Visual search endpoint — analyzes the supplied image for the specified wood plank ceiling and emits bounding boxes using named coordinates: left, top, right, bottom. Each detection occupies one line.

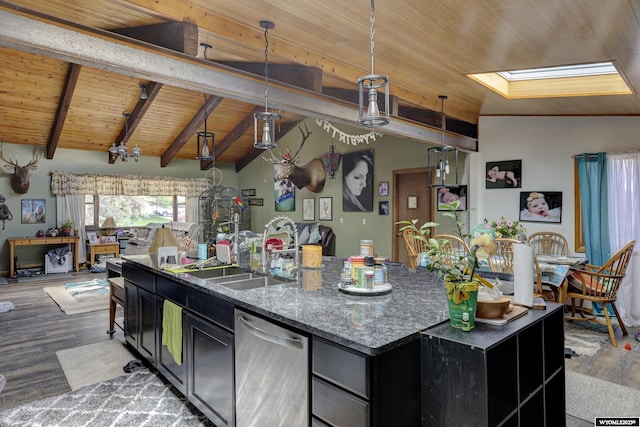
left=1, top=0, right=640, bottom=170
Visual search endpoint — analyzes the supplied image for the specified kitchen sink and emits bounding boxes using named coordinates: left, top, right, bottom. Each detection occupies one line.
left=185, top=266, right=246, bottom=279
left=217, top=276, right=283, bottom=291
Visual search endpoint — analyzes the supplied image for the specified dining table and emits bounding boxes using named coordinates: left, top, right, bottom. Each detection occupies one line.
left=535, top=254, right=588, bottom=303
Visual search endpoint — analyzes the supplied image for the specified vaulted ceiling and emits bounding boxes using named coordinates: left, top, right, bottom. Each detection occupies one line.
left=1, top=0, right=640, bottom=170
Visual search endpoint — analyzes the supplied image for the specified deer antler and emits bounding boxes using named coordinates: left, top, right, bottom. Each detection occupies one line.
left=0, top=143, right=18, bottom=167
left=290, top=123, right=312, bottom=162
left=24, top=146, right=41, bottom=169
left=261, top=148, right=284, bottom=164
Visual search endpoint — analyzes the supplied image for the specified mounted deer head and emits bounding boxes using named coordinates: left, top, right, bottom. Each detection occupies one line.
left=263, top=123, right=326, bottom=193
left=0, top=143, right=41, bottom=194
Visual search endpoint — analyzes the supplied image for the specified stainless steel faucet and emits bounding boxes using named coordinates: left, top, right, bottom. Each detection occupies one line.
left=218, top=212, right=240, bottom=264
left=262, top=215, right=299, bottom=274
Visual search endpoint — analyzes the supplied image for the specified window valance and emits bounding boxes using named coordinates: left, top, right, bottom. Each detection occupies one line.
left=50, top=171, right=209, bottom=197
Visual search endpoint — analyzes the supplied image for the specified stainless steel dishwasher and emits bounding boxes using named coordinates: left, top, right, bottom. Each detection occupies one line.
left=234, top=308, right=309, bottom=427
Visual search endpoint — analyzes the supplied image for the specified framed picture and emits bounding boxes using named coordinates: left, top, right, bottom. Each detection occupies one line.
left=379, top=201, right=389, bottom=215
left=342, top=149, right=374, bottom=212
left=436, top=185, right=468, bottom=211
left=21, top=199, right=46, bottom=224
left=303, top=198, right=315, bottom=221
left=378, top=181, right=389, bottom=196
left=248, top=198, right=263, bottom=206
left=486, top=159, right=522, bottom=189
left=319, top=197, right=333, bottom=221
left=407, top=196, right=417, bottom=209
left=87, top=232, right=98, bottom=243
left=275, top=179, right=295, bottom=212
left=241, top=188, right=256, bottom=196
left=519, top=191, right=562, bottom=223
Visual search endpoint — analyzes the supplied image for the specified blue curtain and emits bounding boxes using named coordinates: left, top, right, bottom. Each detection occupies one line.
left=577, top=153, right=611, bottom=264
left=576, top=152, right=611, bottom=315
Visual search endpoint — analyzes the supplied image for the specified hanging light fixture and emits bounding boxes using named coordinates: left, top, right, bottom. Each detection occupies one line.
left=254, top=20, right=280, bottom=149
left=428, top=95, right=459, bottom=187
left=357, top=0, right=390, bottom=127
left=196, top=95, right=215, bottom=161
left=109, top=112, right=142, bottom=163
left=321, top=136, right=342, bottom=179
left=139, top=83, right=148, bottom=100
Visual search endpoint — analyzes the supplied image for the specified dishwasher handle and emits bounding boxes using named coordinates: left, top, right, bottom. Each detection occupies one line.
left=236, top=314, right=304, bottom=350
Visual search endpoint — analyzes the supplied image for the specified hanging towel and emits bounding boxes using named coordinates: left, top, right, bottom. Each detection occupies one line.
left=162, top=299, right=183, bottom=366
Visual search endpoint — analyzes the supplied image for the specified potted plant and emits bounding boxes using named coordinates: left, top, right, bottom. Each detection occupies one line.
left=398, top=201, right=497, bottom=329
left=61, top=219, right=74, bottom=237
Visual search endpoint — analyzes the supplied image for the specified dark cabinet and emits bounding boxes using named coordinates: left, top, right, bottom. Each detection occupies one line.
left=123, top=263, right=157, bottom=364
left=186, top=312, right=234, bottom=427
left=422, top=305, right=565, bottom=427
left=155, top=297, right=187, bottom=394
left=311, top=336, right=421, bottom=427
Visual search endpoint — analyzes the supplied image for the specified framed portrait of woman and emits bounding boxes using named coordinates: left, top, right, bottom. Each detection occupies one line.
left=319, top=197, right=332, bottom=221
left=342, top=149, right=374, bottom=212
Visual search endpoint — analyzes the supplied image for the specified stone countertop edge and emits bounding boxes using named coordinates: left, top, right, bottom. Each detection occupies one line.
left=122, top=254, right=450, bottom=356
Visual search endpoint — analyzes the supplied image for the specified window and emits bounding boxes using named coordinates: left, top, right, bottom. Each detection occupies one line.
left=84, top=195, right=185, bottom=227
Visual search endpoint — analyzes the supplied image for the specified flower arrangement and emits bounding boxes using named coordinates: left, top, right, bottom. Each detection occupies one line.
left=398, top=201, right=497, bottom=289
left=490, top=217, right=527, bottom=239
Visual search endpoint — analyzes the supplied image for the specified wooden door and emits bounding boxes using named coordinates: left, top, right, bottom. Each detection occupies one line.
left=392, top=168, right=434, bottom=266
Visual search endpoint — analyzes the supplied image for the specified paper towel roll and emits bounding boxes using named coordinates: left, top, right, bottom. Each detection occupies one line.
left=513, top=243, right=534, bottom=307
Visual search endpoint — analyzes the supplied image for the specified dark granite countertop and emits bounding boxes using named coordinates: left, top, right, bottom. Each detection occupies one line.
left=122, top=254, right=450, bottom=356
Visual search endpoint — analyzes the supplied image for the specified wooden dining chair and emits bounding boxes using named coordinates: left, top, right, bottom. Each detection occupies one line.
left=526, top=232, right=569, bottom=256
left=565, top=240, right=636, bottom=347
left=431, top=234, right=472, bottom=269
left=487, top=238, right=520, bottom=273
left=533, top=255, right=560, bottom=302
left=402, top=228, right=427, bottom=269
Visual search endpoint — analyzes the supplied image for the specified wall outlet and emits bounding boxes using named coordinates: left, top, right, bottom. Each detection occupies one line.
left=340, top=217, right=344, bottom=224
left=362, top=218, right=366, bottom=225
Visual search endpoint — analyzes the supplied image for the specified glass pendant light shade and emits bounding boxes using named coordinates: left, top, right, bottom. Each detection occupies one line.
left=196, top=93, right=216, bottom=161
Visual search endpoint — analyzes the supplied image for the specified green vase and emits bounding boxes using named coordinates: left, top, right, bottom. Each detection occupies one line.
left=445, top=281, right=479, bottom=329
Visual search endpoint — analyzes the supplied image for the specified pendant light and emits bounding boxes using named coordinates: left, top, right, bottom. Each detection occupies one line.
left=254, top=20, right=280, bottom=149
left=109, top=112, right=141, bottom=163
left=321, top=137, right=342, bottom=179
left=428, top=95, right=459, bottom=187
left=357, top=0, right=390, bottom=127
left=196, top=94, right=215, bottom=161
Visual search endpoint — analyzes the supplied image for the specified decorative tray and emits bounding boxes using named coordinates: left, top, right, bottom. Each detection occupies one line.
left=475, top=305, right=528, bottom=326
left=338, top=282, right=392, bottom=296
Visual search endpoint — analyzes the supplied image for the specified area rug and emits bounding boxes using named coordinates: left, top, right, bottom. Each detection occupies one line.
left=16, top=273, right=73, bottom=284
left=44, top=279, right=109, bottom=315
left=566, top=371, right=640, bottom=422
left=0, top=369, right=214, bottom=427
left=564, top=321, right=609, bottom=356
left=56, top=340, right=135, bottom=390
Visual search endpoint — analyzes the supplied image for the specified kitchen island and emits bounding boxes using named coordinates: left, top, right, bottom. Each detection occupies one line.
left=121, top=254, right=564, bottom=426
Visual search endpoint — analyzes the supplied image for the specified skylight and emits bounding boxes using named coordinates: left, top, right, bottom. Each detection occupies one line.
left=468, top=61, right=632, bottom=99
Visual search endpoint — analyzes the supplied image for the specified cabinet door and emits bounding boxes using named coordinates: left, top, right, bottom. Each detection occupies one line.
left=123, top=281, right=138, bottom=349
left=138, top=287, right=156, bottom=364
left=156, top=297, right=187, bottom=394
left=186, top=313, right=234, bottom=427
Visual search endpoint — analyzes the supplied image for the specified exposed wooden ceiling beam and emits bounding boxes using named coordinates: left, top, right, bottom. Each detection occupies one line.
left=111, top=21, right=198, bottom=57
left=47, top=63, right=81, bottom=159
left=217, top=62, right=323, bottom=92
left=161, top=94, right=223, bottom=167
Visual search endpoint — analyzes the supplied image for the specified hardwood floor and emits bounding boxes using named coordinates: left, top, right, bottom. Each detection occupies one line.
left=0, top=271, right=638, bottom=426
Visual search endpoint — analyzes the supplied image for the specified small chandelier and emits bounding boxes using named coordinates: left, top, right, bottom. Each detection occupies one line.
left=196, top=95, right=215, bottom=161
left=321, top=138, right=342, bottom=179
left=357, top=0, right=390, bottom=127
left=428, top=95, right=459, bottom=187
left=254, top=20, right=280, bottom=149
left=109, top=112, right=141, bottom=163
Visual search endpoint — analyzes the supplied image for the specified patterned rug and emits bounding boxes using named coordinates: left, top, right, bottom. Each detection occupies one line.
left=564, top=321, right=610, bottom=356
left=0, top=369, right=214, bottom=427
left=43, top=279, right=109, bottom=315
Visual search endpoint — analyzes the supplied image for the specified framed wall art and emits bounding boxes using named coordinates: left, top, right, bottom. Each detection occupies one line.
left=303, top=198, right=315, bottom=221
left=407, top=196, right=417, bottom=209
left=379, top=201, right=389, bottom=215
left=436, top=186, right=467, bottom=211
left=319, top=197, right=333, bottom=221
left=378, top=181, right=389, bottom=196
left=342, top=149, right=373, bottom=212
left=485, top=159, right=522, bottom=189
left=275, top=179, right=295, bottom=212
left=21, top=199, right=46, bottom=224
left=248, top=198, right=263, bottom=206
left=519, top=191, right=562, bottom=223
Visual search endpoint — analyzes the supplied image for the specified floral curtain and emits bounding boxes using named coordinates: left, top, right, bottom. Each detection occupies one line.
left=50, top=171, right=209, bottom=197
